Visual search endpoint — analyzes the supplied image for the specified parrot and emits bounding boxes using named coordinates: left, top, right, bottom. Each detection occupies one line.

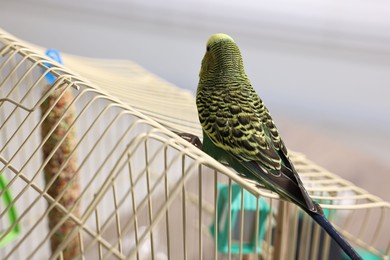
left=194, top=33, right=362, bottom=260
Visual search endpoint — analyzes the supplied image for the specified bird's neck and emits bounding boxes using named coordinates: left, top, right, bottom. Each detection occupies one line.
left=200, top=71, right=248, bottom=86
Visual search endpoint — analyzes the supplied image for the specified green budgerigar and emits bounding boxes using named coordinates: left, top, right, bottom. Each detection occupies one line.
left=195, top=33, right=361, bottom=259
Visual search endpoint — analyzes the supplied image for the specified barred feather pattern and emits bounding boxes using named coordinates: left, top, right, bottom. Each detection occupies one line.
left=195, top=34, right=362, bottom=260
left=196, top=34, right=287, bottom=175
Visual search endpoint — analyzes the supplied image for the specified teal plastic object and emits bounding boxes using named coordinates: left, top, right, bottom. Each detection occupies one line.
left=209, top=183, right=270, bottom=254
left=0, top=174, right=20, bottom=247
left=343, top=249, right=383, bottom=260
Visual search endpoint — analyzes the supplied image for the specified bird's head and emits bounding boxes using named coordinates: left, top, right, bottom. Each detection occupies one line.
left=199, top=33, right=245, bottom=80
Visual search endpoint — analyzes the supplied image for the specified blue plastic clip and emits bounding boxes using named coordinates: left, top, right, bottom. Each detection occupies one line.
left=44, top=49, right=63, bottom=85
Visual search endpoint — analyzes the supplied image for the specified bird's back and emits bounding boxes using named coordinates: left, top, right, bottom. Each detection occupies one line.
left=197, top=78, right=320, bottom=213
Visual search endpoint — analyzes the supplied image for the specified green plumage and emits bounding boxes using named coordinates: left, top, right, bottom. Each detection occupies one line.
left=196, top=33, right=316, bottom=213
left=196, top=33, right=361, bottom=259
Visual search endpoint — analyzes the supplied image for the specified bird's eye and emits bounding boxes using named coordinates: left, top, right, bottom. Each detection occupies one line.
left=206, top=46, right=210, bottom=52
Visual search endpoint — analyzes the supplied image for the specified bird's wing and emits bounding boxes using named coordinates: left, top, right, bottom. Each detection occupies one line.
left=203, top=85, right=317, bottom=212
left=202, top=85, right=282, bottom=170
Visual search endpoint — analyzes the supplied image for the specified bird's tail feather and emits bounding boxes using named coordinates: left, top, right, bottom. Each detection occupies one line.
left=308, top=211, right=362, bottom=260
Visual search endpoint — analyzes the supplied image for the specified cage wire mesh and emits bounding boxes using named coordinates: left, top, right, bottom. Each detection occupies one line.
left=0, top=28, right=389, bottom=260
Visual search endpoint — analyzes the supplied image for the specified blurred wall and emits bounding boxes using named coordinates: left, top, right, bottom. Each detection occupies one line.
left=1, top=0, right=389, bottom=176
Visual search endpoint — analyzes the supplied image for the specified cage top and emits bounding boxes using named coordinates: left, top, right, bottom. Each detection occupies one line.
left=0, top=27, right=389, bottom=210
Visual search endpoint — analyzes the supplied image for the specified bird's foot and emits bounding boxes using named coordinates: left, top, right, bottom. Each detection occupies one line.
left=174, top=132, right=203, bottom=150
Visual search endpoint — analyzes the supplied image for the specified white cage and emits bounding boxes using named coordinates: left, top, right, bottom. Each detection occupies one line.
left=0, top=28, right=389, bottom=260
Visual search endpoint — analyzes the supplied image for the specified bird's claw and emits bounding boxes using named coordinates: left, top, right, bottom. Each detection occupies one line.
left=174, top=132, right=203, bottom=150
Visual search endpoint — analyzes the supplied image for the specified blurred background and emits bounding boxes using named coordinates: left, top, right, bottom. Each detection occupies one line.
left=1, top=0, right=389, bottom=200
